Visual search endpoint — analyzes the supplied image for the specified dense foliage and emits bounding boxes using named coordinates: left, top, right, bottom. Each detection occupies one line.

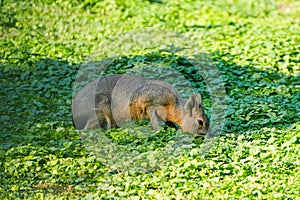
left=0, top=0, right=299, bottom=199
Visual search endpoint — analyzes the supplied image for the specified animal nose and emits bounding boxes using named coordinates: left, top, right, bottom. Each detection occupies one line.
left=197, top=129, right=207, bottom=135
left=198, top=126, right=210, bottom=135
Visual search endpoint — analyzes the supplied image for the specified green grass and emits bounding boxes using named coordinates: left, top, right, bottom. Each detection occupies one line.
left=0, top=0, right=299, bottom=199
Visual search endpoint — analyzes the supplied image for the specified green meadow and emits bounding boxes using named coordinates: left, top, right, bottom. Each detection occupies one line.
left=0, top=0, right=299, bottom=199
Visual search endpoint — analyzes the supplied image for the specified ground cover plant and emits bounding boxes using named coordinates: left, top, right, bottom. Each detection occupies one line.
left=0, top=0, right=299, bottom=199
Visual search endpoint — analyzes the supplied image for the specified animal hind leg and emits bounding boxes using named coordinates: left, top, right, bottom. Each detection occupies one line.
left=84, top=115, right=101, bottom=129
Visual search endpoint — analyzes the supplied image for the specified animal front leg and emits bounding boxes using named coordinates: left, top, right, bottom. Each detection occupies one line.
left=149, top=106, right=159, bottom=130
left=149, top=106, right=167, bottom=130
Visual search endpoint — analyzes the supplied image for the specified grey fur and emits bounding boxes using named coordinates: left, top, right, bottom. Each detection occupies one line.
left=72, top=74, right=209, bottom=134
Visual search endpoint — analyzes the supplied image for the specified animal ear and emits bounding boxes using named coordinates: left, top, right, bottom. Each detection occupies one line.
left=184, top=94, right=196, bottom=116
left=195, top=93, right=202, bottom=107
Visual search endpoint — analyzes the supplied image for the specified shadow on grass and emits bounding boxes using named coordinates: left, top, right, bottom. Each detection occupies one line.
left=0, top=49, right=298, bottom=197
left=0, top=50, right=298, bottom=148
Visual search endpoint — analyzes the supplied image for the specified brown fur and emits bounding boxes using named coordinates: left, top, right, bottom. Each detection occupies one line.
left=72, top=74, right=209, bottom=135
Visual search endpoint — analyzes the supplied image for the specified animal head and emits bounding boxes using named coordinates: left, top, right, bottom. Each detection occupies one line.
left=181, top=93, right=209, bottom=135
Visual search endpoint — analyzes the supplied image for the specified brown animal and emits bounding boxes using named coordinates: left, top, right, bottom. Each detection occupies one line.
left=72, top=74, right=209, bottom=134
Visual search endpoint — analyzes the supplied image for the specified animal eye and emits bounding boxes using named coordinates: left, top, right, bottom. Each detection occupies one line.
left=197, top=120, right=203, bottom=126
